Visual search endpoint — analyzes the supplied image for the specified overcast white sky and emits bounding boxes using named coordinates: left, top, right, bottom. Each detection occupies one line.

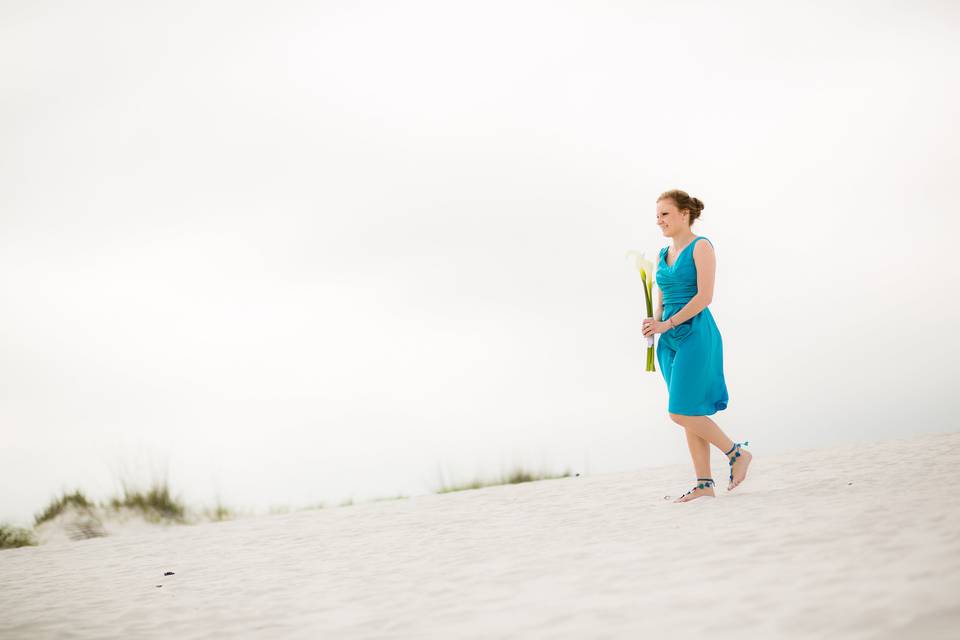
left=2, top=0, right=959, bottom=526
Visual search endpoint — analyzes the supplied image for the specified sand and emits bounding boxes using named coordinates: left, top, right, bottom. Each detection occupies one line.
left=2, top=430, right=959, bottom=639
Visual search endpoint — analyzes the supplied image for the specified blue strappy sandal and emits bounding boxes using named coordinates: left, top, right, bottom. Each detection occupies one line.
left=677, top=477, right=715, bottom=501
left=725, top=440, right=750, bottom=484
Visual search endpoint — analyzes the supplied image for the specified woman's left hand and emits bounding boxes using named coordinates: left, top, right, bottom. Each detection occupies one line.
left=642, top=318, right=668, bottom=337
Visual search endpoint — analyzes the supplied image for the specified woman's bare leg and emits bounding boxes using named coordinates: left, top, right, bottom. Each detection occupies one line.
left=672, top=428, right=715, bottom=502
left=670, top=413, right=734, bottom=451
left=669, top=413, right=753, bottom=492
left=684, top=428, right=711, bottom=478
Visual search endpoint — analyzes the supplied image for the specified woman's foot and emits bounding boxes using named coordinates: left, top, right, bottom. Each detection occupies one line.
left=674, top=478, right=716, bottom=503
left=726, top=441, right=753, bottom=491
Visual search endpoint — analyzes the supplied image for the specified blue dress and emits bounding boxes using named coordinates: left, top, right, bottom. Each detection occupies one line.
left=656, top=236, right=729, bottom=416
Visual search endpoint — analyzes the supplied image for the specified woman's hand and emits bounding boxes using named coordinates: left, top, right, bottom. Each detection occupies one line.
left=642, top=318, right=668, bottom=337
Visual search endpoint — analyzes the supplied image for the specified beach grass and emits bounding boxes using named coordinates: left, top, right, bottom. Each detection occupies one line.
left=0, top=524, right=37, bottom=549
left=435, top=465, right=575, bottom=494
left=34, top=489, right=94, bottom=527
left=107, top=481, right=187, bottom=523
left=200, top=498, right=234, bottom=522
left=4, top=463, right=572, bottom=550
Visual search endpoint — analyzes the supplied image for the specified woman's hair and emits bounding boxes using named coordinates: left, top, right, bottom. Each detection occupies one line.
left=657, top=189, right=704, bottom=226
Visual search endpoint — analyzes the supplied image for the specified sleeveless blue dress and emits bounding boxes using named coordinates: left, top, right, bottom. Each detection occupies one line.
left=656, top=236, right=729, bottom=416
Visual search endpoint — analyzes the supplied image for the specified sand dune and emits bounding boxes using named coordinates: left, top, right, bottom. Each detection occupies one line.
left=2, top=431, right=959, bottom=639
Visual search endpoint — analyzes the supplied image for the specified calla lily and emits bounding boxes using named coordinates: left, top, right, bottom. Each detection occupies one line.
left=625, top=250, right=657, bottom=372
left=627, top=251, right=655, bottom=287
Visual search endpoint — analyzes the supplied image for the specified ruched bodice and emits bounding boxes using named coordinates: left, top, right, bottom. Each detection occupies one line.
left=657, top=237, right=707, bottom=305
left=654, top=235, right=728, bottom=416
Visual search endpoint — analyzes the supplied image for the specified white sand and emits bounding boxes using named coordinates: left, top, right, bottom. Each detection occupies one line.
left=2, top=431, right=959, bottom=639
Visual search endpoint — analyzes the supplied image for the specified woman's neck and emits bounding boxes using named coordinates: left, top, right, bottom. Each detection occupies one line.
left=672, top=232, right=697, bottom=249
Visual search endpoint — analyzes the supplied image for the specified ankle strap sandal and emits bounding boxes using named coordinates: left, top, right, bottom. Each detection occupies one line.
left=679, top=477, right=715, bottom=499
left=725, top=440, right=750, bottom=482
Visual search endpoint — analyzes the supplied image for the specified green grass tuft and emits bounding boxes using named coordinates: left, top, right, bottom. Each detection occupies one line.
left=108, top=481, right=187, bottom=523
left=202, top=498, right=234, bottom=522
left=34, top=489, right=94, bottom=527
left=0, top=524, right=37, bottom=549
left=436, top=465, right=574, bottom=494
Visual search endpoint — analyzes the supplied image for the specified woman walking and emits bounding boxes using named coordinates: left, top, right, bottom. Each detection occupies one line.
left=641, top=190, right=752, bottom=502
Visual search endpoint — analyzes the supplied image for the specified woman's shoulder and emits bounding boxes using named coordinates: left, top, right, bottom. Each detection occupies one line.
left=694, top=236, right=714, bottom=248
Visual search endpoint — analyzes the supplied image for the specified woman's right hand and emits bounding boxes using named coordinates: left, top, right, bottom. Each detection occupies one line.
left=641, top=317, right=668, bottom=337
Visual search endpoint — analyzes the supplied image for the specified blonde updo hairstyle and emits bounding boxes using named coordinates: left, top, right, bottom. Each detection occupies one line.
left=657, top=189, right=704, bottom=227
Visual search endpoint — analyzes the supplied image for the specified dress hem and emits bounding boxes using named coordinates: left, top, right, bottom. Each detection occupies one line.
left=667, top=401, right=728, bottom=416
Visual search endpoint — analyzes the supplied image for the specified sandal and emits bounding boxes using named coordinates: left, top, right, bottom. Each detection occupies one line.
left=676, top=477, right=715, bottom=501
left=725, top=440, right=750, bottom=484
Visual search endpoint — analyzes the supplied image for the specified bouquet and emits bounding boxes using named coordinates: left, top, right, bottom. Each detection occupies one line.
left=626, top=251, right=656, bottom=372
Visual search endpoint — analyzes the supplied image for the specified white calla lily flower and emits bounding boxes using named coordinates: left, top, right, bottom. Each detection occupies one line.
left=626, top=250, right=658, bottom=371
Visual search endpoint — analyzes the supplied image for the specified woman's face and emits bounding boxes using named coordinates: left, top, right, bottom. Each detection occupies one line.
left=656, top=199, right=689, bottom=237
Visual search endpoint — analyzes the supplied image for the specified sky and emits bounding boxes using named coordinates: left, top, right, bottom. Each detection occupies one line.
left=2, top=0, right=959, bottom=526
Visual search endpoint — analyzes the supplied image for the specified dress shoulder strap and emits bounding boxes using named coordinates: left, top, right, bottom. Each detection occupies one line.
left=693, top=236, right=713, bottom=248
left=678, top=236, right=711, bottom=265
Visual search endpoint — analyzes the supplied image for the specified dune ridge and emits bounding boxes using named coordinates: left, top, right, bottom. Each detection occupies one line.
left=2, top=430, right=958, bottom=639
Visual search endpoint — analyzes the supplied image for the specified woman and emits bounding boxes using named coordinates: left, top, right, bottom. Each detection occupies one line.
left=641, top=190, right=753, bottom=502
